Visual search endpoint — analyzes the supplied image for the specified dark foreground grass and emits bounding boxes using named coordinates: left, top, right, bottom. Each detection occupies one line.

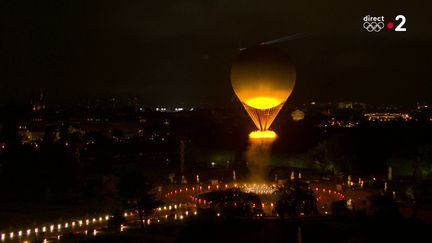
left=74, top=215, right=429, bottom=243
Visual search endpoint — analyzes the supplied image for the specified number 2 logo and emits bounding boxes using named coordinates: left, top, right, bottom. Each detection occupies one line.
left=395, top=15, right=406, bottom=32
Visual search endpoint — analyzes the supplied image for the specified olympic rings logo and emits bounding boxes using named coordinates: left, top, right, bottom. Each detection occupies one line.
left=363, top=21, right=385, bottom=32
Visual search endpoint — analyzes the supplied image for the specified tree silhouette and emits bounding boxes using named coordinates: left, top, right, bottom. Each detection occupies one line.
left=274, top=181, right=318, bottom=219
left=371, top=194, right=399, bottom=218
left=119, top=172, right=162, bottom=229
left=199, top=188, right=262, bottom=217
left=108, top=208, right=126, bottom=230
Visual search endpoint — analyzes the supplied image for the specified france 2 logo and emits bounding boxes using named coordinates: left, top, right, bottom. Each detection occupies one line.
left=363, top=15, right=406, bottom=32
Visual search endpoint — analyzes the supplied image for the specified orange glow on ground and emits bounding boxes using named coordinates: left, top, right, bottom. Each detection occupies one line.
left=249, top=130, right=277, bottom=139
left=245, top=96, right=282, bottom=109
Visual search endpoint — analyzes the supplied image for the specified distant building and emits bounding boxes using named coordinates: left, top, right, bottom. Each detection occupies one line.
left=338, top=101, right=353, bottom=109
left=31, top=89, right=46, bottom=112
left=364, top=112, right=411, bottom=122
left=338, top=101, right=367, bottom=110
left=291, top=109, right=305, bottom=121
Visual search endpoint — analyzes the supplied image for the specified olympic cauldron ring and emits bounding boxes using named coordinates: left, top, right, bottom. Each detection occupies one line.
left=363, top=22, right=385, bottom=32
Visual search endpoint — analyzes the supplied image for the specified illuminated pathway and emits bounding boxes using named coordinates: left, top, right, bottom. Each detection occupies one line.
left=1, top=182, right=351, bottom=242
left=0, top=215, right=111, bottom=242
left=0, top=202, right=194, bottom=243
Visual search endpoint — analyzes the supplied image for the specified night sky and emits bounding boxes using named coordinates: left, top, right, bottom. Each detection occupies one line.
left=1, top=1, right=431, bottom=106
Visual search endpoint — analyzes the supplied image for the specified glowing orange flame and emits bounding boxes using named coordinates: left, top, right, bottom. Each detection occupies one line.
left=249, top=130, right=277, bottom=139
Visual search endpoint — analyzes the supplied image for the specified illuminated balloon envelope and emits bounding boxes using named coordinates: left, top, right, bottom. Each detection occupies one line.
left=231, top=45, right=296, bottom=137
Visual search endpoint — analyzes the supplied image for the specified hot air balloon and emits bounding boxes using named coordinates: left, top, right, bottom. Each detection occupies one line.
left=231, top=45, right=296, bottom=139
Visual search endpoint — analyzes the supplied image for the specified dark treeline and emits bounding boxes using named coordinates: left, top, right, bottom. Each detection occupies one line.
left=1, top=106, right=432, bottom=205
